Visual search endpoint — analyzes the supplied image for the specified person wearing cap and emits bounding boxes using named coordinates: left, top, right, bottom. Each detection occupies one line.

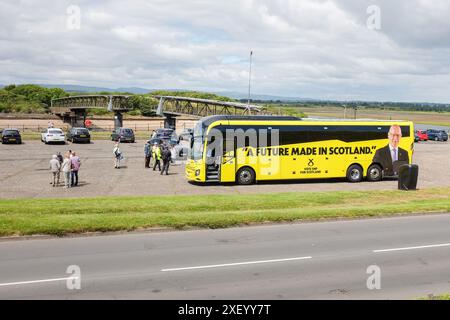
left=152, top=142, right=162, bottom=171
left=49, top=154, right=61, bottom=187
left=144, top=140, right=152, bottom=168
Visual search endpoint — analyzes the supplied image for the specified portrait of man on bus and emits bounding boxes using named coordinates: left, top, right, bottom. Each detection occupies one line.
left=372, top=124, right=409, bottom=177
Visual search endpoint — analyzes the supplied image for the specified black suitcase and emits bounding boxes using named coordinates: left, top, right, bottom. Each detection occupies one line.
left=398, top=164, right=419, bottom=191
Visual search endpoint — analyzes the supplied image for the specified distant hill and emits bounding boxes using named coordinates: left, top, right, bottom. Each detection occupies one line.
left=1, top=83, right=314, bottom=102
left=213, top=91, right=314, bottom=102
left=36, top=84, right=152, bottom=94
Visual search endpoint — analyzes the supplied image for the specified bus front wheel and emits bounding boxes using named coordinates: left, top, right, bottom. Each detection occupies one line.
left=367, top=164, right=382, bottom=182
left=346, top=164, right=363, bottom=183
left=236, top=167, right=256, bottom=185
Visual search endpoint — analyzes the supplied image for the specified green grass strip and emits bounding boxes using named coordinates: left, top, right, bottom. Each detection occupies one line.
left=1, top=188, right=450, bottom=237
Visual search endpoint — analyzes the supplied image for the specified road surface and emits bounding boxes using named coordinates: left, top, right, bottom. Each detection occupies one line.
left=1, top=140, right=450, bottom=199
left=1, top=214, right=450, bottom=299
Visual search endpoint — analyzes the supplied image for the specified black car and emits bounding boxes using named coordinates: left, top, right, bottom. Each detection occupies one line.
left=111, top=127, right=135, bottom=143
left=151, top=128, right=178, bottom=142
left=426, top=129, right=448, bottom=142
left=179, top=128, right=193, bottom=141
left=1, top=128, right=22, bottom=144
left=67, top=127, right=91, bottom=143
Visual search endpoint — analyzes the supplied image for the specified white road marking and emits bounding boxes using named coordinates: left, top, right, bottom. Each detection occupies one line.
left=0, top=277, right=78, bottom=287
left=161, top=256, right=312, bottom=272
left=373, top=243, right=450, bottom=253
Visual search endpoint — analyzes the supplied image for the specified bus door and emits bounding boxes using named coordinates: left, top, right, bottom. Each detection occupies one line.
left=220, top=135, right=236, bottom=182
left=205, top=136, right=220, bottom=182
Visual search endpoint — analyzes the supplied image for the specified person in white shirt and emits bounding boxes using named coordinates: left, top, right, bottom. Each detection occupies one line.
left=49, top=155, right=61, bottom=187
left=61, top=152, right=72, bottom=188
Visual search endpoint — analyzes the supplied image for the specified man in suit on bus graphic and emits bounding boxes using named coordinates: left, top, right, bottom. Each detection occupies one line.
left=372, top=124, right=409, bottom=177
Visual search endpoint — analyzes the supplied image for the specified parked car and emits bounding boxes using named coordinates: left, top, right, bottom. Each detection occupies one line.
left=416, top=130, right=428, bottom=141
left=151, top=128, right=178, bottom=141
left=426, top=129, right=448, bottom=142
left=154, top=128, right=174, bottom=136
left=149, top=136, right=188, bottom=160
left=179, top=128, right=193, bottom=141
left=67, top=127, right=91, bottom=143
left=414, top=131, right=420, bottom=142
left=111, top=127, right=135, bottom=143
left=41, top=128, right=65, bottom=144
left=1, top=128, right=22, bottom=144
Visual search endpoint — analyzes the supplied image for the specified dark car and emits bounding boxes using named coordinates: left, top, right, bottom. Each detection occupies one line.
left=154, top=128, right=174, bottom=136
left=111, top=127, right=135, bottom=143
left=426, top=129, right=448, bottom=142
left=1, top=128, right=22, bottom=144
left=151, top=128, right=178, bottom=142
left=67, top=127, right=91, bottom=143
left=179, top=128, right=193, bottom=141
left=414, top=132, right=420, bottom=143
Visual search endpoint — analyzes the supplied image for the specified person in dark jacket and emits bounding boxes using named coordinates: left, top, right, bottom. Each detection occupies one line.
left=144, top=140, right=152, bottom=168
left=161, top=145, right=172, bottom=175
left=372, top=124, right=409, bottom=176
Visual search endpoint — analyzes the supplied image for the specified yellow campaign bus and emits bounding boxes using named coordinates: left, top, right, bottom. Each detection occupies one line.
left=185, top=115, right=414, bottom=185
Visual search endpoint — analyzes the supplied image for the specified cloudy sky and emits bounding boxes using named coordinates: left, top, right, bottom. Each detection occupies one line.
left=1, top=0, right=450, bottom=102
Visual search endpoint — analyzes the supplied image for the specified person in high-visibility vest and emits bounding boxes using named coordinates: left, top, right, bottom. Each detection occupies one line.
left=152, top=143, right=161, bottom=171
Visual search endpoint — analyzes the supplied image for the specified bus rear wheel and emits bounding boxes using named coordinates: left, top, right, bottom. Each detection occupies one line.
left=367, top=164, right=382, bottom=182
left=236, top=167, right=255, bottom=185
left=346, top=164, right=363, bottom=183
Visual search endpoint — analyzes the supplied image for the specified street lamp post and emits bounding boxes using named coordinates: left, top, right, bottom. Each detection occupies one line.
left=247, top=50, right=253, bottom=109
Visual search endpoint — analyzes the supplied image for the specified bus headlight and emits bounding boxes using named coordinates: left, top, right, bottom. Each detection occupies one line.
left=195, top=170, right=200, bottom=176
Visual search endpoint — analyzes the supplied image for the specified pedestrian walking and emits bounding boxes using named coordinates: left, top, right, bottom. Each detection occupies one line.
left=161, top=145, right=171, bottom=175
left=70, top=151, right=81, bottom=186
left=56, top=152, right=63, bottom=164
left=152, top=142, right=161, bottom=171
left=113, top=143, right=123, bottom=168
left=61, top=152, right=72, bottom=188
left=49, top=155, right=61, bottom=187
left=144, top=140, right=152, bottom=168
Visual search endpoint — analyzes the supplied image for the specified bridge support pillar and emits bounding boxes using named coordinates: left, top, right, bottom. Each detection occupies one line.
left=164, top=115, right=176, bottom=130
left=114, top=112, right=123, bottom=129
left=70, top=109, right=87, bottom=128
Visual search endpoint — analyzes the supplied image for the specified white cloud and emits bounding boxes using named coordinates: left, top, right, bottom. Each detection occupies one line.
left=0, top=0, right=449, bottom=102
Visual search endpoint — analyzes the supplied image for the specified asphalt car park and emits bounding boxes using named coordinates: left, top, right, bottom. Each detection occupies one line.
left=0, top=139, right=449, bottom=199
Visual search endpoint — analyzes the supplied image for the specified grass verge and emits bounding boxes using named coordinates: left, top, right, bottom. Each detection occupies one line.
left=418, top=294, right=450, bottom=300
left=1, top=188, right=450, bottom=237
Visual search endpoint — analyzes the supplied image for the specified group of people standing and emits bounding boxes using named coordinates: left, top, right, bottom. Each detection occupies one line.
left=49, top=150, right=81, bottom=188
left=144, top=141, right=175, bottom=175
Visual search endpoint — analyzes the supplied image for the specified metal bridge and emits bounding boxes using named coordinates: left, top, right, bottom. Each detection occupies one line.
left=154, top=95, right=263, bottom=128
left=50, top=95, right=265, bottom=129
left=51, top=95, right=132, bottom=128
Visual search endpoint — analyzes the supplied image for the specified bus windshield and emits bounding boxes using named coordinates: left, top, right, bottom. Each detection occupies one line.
left=190, top=137, right=204, bottom=160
